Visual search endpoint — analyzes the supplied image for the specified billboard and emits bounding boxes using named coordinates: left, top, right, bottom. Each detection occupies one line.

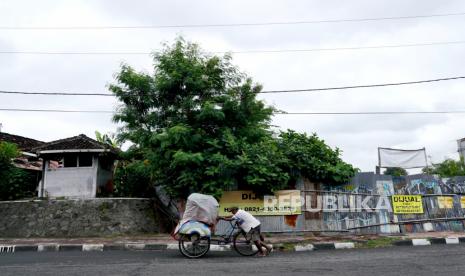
left=219, top=190, right=301, bottom=216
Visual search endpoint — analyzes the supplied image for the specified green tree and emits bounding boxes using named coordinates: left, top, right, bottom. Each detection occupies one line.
left=236, top=137, right=290, bottom=195
left=0, top=142, right=36, bottom=200
left=113, top=159, right=153, bottom=197
left=111, top=38, right=356, bottom=198
left=423, top=157, right=465, bottom=177
left=278, top=131, right=357, bottom=185
left=0, top=141, right=18, bottom=161
left=384, top=167, right=408, bottom=177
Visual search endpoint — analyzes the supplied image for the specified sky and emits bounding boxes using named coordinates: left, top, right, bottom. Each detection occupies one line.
left=0, top=0, right=464, bottom=172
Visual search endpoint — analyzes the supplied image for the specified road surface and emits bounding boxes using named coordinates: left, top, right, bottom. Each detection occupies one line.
left=1, top=245, right=465, bottom=275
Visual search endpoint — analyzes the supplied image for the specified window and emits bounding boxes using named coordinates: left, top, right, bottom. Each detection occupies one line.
left=78, top=154, right=93, bottom=167
left=60, top=154, right=93, bottom=168
left=63, top=155, right=77, bottom=167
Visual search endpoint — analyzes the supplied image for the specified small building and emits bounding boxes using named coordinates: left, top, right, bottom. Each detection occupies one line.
left=35, top=134, right=118, bottom=198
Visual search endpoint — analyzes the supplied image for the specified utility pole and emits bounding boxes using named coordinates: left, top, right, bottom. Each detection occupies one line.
left=458, top=138, right=465, bottom=162
left=0, top=123, right=2, bottom=132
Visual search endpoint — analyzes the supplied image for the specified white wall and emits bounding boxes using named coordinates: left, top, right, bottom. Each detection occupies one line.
left=43, top=157, right=98, bottom=198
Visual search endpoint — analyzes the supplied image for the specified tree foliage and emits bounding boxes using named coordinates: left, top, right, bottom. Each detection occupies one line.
left=0, top=142, right=36, bottom=201
left=113, top=159, right=154, bottom=197
left=423, top=157, right=465, bottom=177
left=95, top=131, right=121, bottom=148
left=278, top=131, right=357, bottom=185
left=111, top=38, right=356, bottom=198
left=383, top=167, right=408, bottom=177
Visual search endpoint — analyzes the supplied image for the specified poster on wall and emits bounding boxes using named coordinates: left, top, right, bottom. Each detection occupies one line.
left=391, top=195, right=424, bottom=214
left=376, top=180, right=395, bottom=196
left=461, top=197, right=465, bottom=208
left=438, top=196, right=454, bottom=209
left=219, top=190, right=301, bottom=216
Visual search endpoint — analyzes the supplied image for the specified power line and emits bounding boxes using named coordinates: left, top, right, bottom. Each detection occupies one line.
left=1, top=12, right=464, bottom=30
left=227, top=41, right=465, bottom=54
left=0, top=91, right=113, bottom=96
left=260, top=76, right=465, bottom=93
left=1, top=75, right=464, bottom=97
left=1, top=108, right=465, bottom=115
left=1, top=40, right=465, bottom=55
left=276, top=111, right=465, bottom=115
left=0, top=108, right=113, bottom=113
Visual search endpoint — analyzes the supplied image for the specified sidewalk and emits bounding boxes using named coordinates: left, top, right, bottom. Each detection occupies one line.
left=0, top=234, right=173, bottom=246
left=0, top=232, right=382, bottom=245
left=1, top=231, right=465, bottom=245
left=1, top=232, right=465, bottom=253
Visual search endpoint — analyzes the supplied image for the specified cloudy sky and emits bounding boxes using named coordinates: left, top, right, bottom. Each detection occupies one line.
left=1, top=0, right=464, bottom=171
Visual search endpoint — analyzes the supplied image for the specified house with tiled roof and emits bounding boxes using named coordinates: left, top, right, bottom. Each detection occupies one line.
left=0, top=132, right=45, bottom=153
left=0, top=132, right=45, bottom=190
left=35, top=134, right=119, bottom=198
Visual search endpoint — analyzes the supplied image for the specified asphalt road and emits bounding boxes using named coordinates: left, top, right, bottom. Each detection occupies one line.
left=1, top=245, right=465, bottom=276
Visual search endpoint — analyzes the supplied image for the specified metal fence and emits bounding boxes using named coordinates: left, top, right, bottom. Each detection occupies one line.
left=216, top=173, right=465, bottom=235
left=298, top=190, right=397, bottom=234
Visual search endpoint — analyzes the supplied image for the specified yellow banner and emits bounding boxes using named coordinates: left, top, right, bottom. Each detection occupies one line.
left=392, top=195, right=424, bottom=214
left=438, top=196, right=454, bottom=209
left=461, top=197, right=465, bottom=209
left=219, top=190, right=301, bottom=216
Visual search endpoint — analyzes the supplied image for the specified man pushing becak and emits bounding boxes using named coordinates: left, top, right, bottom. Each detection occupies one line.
left=219, top=207, right=272, bottom=257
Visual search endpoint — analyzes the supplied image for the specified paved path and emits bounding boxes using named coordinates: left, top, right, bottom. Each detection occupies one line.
left=1, top=245, right=465, bottom=275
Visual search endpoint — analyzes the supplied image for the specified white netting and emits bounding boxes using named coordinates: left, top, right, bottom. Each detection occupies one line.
left=379, top=147, right=427, bottom=169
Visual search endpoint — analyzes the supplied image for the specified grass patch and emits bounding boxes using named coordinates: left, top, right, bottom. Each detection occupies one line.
left=356, top=237, right=401, bottom=249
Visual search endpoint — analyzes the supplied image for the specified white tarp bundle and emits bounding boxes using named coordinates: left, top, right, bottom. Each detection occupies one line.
left=173, top=193, right=219, bottom=238
left=378, top=147, right=427, bottom=169
left=181, top=193, right=219, bottom=225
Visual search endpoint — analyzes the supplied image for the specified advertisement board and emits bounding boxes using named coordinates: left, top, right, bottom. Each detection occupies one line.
left=219, top=190, right=301, bottom=216
left=392, top=195, right=423, bottom=214
left=437, top=196, right=454, bottom=209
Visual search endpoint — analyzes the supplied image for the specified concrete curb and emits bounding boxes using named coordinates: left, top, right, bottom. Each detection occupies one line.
left=313, top=243, right=336, bottom=250
left=294, top=244, right=314, bottom=252
left=412, top=239, right=431, bottom=246
left=393, top=240, right=413, bottom=246
left=0, top=237, right=464, bottom=253
left=83, top=244, right=104, bottom=252
left=59, top=244, right=83, bottom=251
left=393, top=237, right=463, bottom=247
left=38, top=244, right=59, bottom=252
left=0, top=242, right=352, bottom=253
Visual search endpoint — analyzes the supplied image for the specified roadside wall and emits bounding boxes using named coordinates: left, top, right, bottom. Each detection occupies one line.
left=0, top=198, right=159, bottom=237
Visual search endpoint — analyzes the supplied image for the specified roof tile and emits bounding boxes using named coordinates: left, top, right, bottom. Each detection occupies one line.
left=0, top=132, right=45, bottom=151
left=34, top=134, right=118, bottom=153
